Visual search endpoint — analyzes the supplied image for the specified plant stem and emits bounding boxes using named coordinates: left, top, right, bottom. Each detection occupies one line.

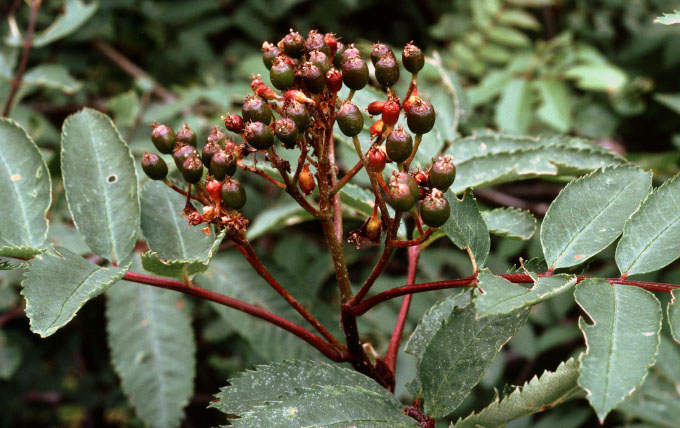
left=330, top=160, right=363, bottom=195
left=402, top=134, right=422, bottom=171
left=351, top=136, right=391, bottom=225
left=2, top=0, right=41, bottom=117
left=121, top=271, right=346, bottom=361
left=163, top=180, right=205, bottom=203
left=391, top=228, right=434, bottom=247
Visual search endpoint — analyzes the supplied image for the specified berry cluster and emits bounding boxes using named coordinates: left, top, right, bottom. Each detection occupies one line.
left=140, top=29, right=456, bottom=243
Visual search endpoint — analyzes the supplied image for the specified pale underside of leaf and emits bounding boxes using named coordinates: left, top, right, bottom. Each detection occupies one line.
left=481, top=207, right=536, bottom=240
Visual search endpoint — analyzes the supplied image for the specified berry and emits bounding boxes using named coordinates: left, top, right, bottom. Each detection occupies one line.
left=176, top=123, right=197, bottom=147
left=308, top=50, right=331, bottom=75
left=406, top=98, right=435, bottom=134
left=261, top=41, right=280, bottom=69
left=429, top=155, right=456, bottom=191
left=339, top=44, right=361, bottom=67
left=299, top=164, right=316, bottom=195
left=332, top=41, right=346, bottom=68
left=393, top=171, right=419, bottom=199
left=337, top=102, right=364, bottom=137
left=420, top=190, right=451, bottom=227
left=221, top=178, right=246, bottom=209
left=371, top=42, right=393, bottom=65
left=299, top=62, right=325, bottom=94
left=375, top=53, right=400, bottom=88
left=244, top=121, right=274, bottom=150
left=279, top=29, right=305, bottom=58
left=367, top=147, right=387, bottom=172
left=366, top=216, right=382, bottom=242
left=242, top=95, right=272, bottom=125
left=141, top=152, right=168, bottom=180
left=274, top=118, right=298, bottom=148
left=402, top=42, right=425, bottom=74
left=388, top=173, right=418, bottom=211
left=210, top=150, right=237, bottom=180
left=325, top=68, right=342, bottom=93
left=181, top=155, right=204, bottom=184
left=206, top=127, right=226, bottom=147
left=367, top=101, right=385, bottom=116
left=202, top=140, right=222, bottom=166
left=270, top=56, right=296, bottom=91
left=284, top=100, right=311, bottom=132
left=206, top=179, right=222, bottom=202
left=173, top=144, right=198, bottom=168
left=324, top=33, right=338, bottom=56
left=414, top=170, right=429, bottom=187
left=386, top=126, right=413, bottom=163
left=305, top=30, right=330, bottom=56
left=382, top=97, right=401, bottom=127
left=150, top=123, right=175, bottom=154
left=369, top=120, right=384, bottom=138
left=342, top=56, right=369, bottom=90
left=222, top=114, right=245, bottom=134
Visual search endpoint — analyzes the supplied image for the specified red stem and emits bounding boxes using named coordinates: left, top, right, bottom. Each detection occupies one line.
left=122, top=271, right=346, bottom=361
left=391, top=229, right=434, bottom=247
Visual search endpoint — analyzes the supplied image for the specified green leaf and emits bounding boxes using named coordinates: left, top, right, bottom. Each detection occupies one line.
left=443, top=188, right=490, bottom=270
left=654, top=93, right=680, bottom=115
left=669, top=289, right=680, bottom=344
left=495, top=79, right=533, bottom=134
left=653, top=11, right=680, bottom=25
left=246, top=201, right=314, bottom=240
left=106, top=277, right=195, bottom=428
left=488, top=26, right=531, bottom=47
left=211, top=360, right=388, bottom=417
left=564, top=64, right=627, bottom=93
left=140, top=181, right=223, bottom=279
left=0, top=119, right=51, bottom=250
left=575, top=279, right=662, bottom=423
left=21, top=246, right=128, bottom=337
left=6, top=0, right=99, bottom=48
left=416, top=302, right=529, bottom=418
left=468, top=70, right=512, bottom=107
left=61, top=108, right=140, bottom=264
left=498, top=8, right=541, bottom=30
left=616, top=173, right=680, bottom=276
left=228, top=385, right=420, bottom=428
left=482, top=207, right=536, bottom=240
left=0, top=330, right=22, bottom=380
left=474, top=269, right=576, bottom=317
left=536, top=79, right=572, bottom=132
left=0, top=258, right=30, bottom=270
left=452, top=359, right=579, bottom=428
left=105, top=90, right=140, bottom=128
left=22, top=64, right=81, bottom=94
left=541, top=165, right=651, bottom=269
left=618, top=366, right=680, bottom=428
left=339, top=182, right=376, bottom=217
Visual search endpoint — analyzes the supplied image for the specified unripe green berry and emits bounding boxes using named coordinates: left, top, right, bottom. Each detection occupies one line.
left=274, top=118, right=298, bottom=148
left=371, top=42, right=392, bottom=65
left=420, top=190, right=451, bottom=227
left=284, top=100, right=311, bottom=132
left=245, top=121, right=274, bottom=150
left=202, top=140, right=222, bottom=166
left=221, top=178, right=246, bottom=209
left=176, top=123, right=197, bottom=147
left=261, top=41, right=280, bottom=69
left=150, top=123, right=175, bottom=154
left=339, top=44, right=361, bottom=67
left=173, top=144, right=198, bottom=168
left=388, top=173, right=417, bottom=211
left=141, top=152, right=168, bottom=180
left=181, top=155, right=204, bottom=183
left=375, top=53, right=400, bottom=88
left=402, top=42, right=425, bottom=74
left=305, top=30, right=330, bottom=56
left=406, top=98, right=436, bottom=134
left=337, top=102, right=364, bottom=137
left=280, top=29, right=305, bottom=58
left=393, top=171, right=419, bottom=200
left=299, top=62, right=325, bottom=94
left=210, top=150, right=237, bottom=180
left=270, top=56, right=296, bottom=91
left=308, top=50, right=331, bottom=75
left=242, top=95, right=272, bottom=125
left=342, top=56, right=369, bottom=90
left=386, top=126, right=413, bottom=163
left=429, top=155, right=456, bottom=191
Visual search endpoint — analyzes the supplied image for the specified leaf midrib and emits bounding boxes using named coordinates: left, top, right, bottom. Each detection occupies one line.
left=44, top=264, right=100, bottom=331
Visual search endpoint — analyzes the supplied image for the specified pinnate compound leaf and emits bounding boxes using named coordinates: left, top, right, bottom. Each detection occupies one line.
left=669, top=289, right=680, bottom=344
left=616, top=173, right=680, bottom=276
left=211, top=360, right=387, bottom=417
left=417, top=302, right=529, bottom=418
left=106, top=278, right=195, bottom=428
left=575, top=279, right=662, bottom=422
left=452, top=359, right=579, bottom=428
left=0, top=118, right=51, bottom=251
left=481, top=207, right=536, bottom=240
left=21, top=246, right=128, bottom=337
left=474, top=269, right=576, bottom=317
left=61, top=108, right=140, bottom=264
left=443, top=188, right=490, bottom=270
left=228, top=385, right=419, bottom=428
left=541, top=165, right=651, bottom=269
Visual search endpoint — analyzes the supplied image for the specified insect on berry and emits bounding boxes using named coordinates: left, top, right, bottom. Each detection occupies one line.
left=150, top=122, right=175, bottom=154
left=141, top=152, right=168, bottom=180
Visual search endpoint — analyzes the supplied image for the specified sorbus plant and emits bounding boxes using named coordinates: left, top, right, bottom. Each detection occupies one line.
left=3, top=17, right=680, bottom=428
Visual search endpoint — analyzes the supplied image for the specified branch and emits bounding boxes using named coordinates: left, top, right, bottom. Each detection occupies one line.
left=2, top=0, right=41, bottom=117
left=330, top=160, right=363, bottom=195
left=122, top=271, right=346, bottom=361
left=391, top=228, right=434, bottom=247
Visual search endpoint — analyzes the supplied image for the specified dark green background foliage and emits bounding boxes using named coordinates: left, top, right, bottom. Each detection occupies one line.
left=2, top=1, right=680, bottom=427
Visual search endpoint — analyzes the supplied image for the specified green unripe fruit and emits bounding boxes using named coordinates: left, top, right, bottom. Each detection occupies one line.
left=375, top=53, right=400, bottom=88
left=402, top=42, right=424, bottom=74
left=386, top=126, right=413, bottom=163
left=141, top=152, right=168, bottom=180
left=150, top=123, right=175, bottom=154
left=406, top=98, right=436, bottom=135
left=274, top=118, right=298, bottom=148
left=308, top=50, right=331, bottom=75
left=173, top=144, right=198, bottom=168
left=339, top=44, right=360, bottom=67
left=342, top=56, right=369, bottom=90
left=221, top=178, right=246, bottom=209
left=245, top=121, right=274, bottom=150
left=429, top=155, right=456, bottom=191
left=336, top=102, right=364, bottom=137
left=285, top=100, right=311, bottom=132
left=210, top=150, right=237, bottom=180
left=181, top=155, right=204, bottom=184
left=394, top=171, right=419, bottom=200
left=242, top=95, right=272, bottom=125
left=305, top=30, right=330, bottom=56
left=176, top=123, right=197, bottom=147
left=420, top=191, right=451, bottom=227
left=371, top=42, right=392, bottom=65
left=262, top=41, right=280, bottom=69
left=201, top=140, right=222, bottom=166
left=270, top=57, right=296, bottom=91
left=300, top=62, right=325, bottom=94
left=280, top=30, right=305, bottom=58
left=388, top=180, right=417, bottom=211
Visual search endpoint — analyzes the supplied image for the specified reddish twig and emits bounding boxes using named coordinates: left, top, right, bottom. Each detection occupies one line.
left=330, top=160, right=363, bottom=195
left=164, top=180, right=206, bottom=204
left=391, top=228, right=434, bottom=247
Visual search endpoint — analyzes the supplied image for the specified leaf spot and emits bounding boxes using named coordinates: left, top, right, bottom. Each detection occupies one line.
left=574, top=254, right=585, bottom=260
left=10, top=174, right=21, bottom=181
left=642, top=331, right=655, bottom=336
left=107, top=174, right=118, bottom=184
left=599, top=228, right=606, bottom=232
left=140, top=319, right=149, bottom=327
left=480, top=143, right=487, bottom=150
left=176, top=299, right=184, bottom=309
left=288, top=407, right=297, bottom=417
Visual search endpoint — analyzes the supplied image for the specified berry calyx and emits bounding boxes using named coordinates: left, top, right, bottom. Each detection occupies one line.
left=325, top=68, right=342, bottom=93
left=342, top=56, right=369, bottom=90
left=337, top=102, right=364, bottom=137
left=202, top=140, right=222, bottom=166
left=221, top=178, right=246, bottom=209
left=141, top=152, right=168, bottom=180
left=242, top=95, right=272, bottom=125
left=339, top=44, right=361, bottom=67
left=150, top=123, right=175, bottom=154
left=279, top=29, right=305, bottom=58
left=181, top=155, right=204, bottom=184
left=274, top=117, right=298, bottom=148
left=176, top=123, right=197, bottom=147
left=270, top=56, right=296, bottom=91
left=222, top=114, right=245, bottom=134
left=386, top=126, right=413, bottom=163
left=308, top=50, right=331, bottom=75
left=299, top=62, right=325, bottom=94
left=206, top=127, right=226, bottom=147
left=381, top=97, right=401, bottom=127
left=371, top=42, right=392, bottom=65
left=429, top=154, right=456, bottom=191
left=406, top=97, right=436, bottom=135
left=261, top=41, right=280, bottom=69
left=305, top=30, right=330, bottom=56
left=284, top=100, right=311, bottom=132
left=210, top=150, right=237, bottom=180
left=299, top=164, right=316, bottom=195
left=374, top=53, right=400, bottom=88
left=420, top=190, right=450, bottom=227
left=245, top=121, right=275, bottom=150
left=367, top=147, right=387, bottom=172
left=402, top=42, right=425, bottom=74
left=173, top=144, right=198, bottom=168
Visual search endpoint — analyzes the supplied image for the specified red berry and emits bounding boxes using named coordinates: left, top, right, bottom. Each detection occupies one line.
left=325, top=68, right=342, bottom=93
left=369, top=120, right=384, bottom=138
left=381, top=97, right=400, bottom=127
left=206, top=179, right=222, bottom=202
left=324, top=33, right=338, bottom=57
left=367, top=101, right=385, bottom=116
left=222, top=114, right=245, bottom=134
left=367, top=147, right=387, bottom=172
